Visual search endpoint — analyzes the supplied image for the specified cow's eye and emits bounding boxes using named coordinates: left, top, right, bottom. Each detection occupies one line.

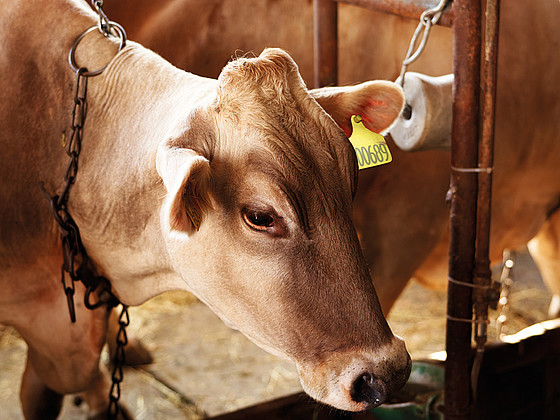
left=243, top=209, right=275, bottom=231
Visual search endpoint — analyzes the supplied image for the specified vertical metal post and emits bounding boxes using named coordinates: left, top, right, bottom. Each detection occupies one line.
left=313, top=0, right=338, bottom=88
left=445, top=0, right=482, bottom=419
left=472, top=0, right=501, bottom=370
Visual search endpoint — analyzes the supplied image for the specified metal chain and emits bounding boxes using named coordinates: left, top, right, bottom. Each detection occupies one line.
left=108, top=304, right=130, bottom=418
left=41, top=67, right=120, bottom=321
left=91, top=0, right=112, bottom=36
left=41, top=4, right=128, bottom=418
left=470, top=251, right=513, bottom=400
left=496, top=249, right=515, bottom=339
left=397, top=0, right=451, bottom=87
left=41, top=68, right=89, bottom=323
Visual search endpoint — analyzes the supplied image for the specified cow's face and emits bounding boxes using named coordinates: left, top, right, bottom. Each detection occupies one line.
left=156, top=49, right=410, bottom=411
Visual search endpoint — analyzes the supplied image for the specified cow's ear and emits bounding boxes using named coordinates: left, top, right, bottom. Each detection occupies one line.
left=309, top=81, right=405, bottom=137
left=156, top=146, right=212, bottom=235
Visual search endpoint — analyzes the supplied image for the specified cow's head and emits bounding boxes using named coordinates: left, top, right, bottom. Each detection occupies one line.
left=156, top=49, right=409, bottom=411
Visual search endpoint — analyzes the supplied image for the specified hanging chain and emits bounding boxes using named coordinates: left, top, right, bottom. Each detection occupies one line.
left=41, top=68, right=100, bottom=323
left=397, top=0, right=451, bottom=87
left=108, top=304, right=130, bottom=418
left=42, top=2, right=126, bottom=323
left=41, top=4, right=128, bottom=418
left=469, top=250, right=514, bottom=397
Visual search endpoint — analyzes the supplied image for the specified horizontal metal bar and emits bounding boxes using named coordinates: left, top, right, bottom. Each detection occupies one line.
left=336, top=0, right=454, bottom=26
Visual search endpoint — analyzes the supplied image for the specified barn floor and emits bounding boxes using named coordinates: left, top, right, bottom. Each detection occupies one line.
left=0, top=249, right=553, bottom=419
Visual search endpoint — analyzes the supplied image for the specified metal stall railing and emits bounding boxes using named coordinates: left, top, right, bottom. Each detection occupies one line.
left=313, top=1, right=499, bottom=419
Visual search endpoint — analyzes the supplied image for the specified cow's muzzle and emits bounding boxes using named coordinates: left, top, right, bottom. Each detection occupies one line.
left=296, top=336, right=411, bottom=412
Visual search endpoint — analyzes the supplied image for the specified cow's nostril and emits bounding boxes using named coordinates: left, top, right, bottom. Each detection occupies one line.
left=350, top=372, right=387, bottom=408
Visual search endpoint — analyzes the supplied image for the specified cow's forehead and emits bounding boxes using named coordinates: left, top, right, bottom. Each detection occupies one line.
left=215, top=50, right=358, bottom=200
left=212, top=109, right=356, bottom=230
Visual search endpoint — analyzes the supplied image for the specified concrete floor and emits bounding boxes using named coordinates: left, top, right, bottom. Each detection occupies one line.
left=0, top=249, right=553, bottom=419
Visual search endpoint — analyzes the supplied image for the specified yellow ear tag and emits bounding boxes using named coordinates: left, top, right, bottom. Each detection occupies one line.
left=348, top=115, right=392, bottom=170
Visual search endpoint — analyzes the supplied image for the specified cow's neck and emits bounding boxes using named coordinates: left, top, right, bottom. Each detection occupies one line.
left=70, top=41, right=217, bottom=305
left=2, top=0, right=216, bottom=304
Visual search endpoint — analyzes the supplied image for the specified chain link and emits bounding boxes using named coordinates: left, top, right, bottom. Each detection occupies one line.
left=108, top=304, right=130, bottom=418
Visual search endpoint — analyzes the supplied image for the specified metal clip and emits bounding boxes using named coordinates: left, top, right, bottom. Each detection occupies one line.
left=92, top=0, right=112, bottom=37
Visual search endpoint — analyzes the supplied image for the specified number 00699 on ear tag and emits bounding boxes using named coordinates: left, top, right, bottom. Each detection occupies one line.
left=348, top=115, right=392, bottom=170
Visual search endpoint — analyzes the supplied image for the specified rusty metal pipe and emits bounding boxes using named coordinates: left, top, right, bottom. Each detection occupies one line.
left=470, top=0, right=501, bottom=404
left=473, top=0, right=501, bottom=354
left=336, top=0, right=454, bottom=26
left=445, top=0, right=482, bottom=418
left=314, top=0, right=338, bottom=88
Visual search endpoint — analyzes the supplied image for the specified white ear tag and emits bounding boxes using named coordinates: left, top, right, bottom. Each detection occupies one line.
left=348, top=115, right=392, bottom=170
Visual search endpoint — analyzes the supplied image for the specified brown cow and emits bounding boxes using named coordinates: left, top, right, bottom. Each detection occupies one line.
left=103, top=0, right=453, bottom=314
left=0, top=0, right=411, bottom=418
left=107, top=0, right=560, bottom=315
